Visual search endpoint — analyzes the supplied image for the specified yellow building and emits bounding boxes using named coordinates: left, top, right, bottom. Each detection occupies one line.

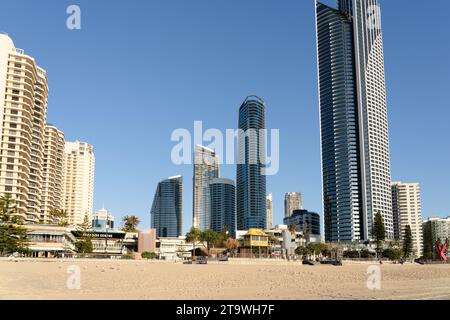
left=240, top=229, right=269, bottom=258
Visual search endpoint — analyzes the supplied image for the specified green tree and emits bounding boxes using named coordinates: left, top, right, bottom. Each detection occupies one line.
left=122, top=215, right=140, bottom=233
left=225, top=238, right=239, bottom=257
left=383, top=248, right=402, bottom=261
left=268, top=234, right=280, bottom=246
left=372, top=211, right=386, bottom=259
left=200, top=229, right=218, bottom=254
left=75, top=213, right=93, bottom=254
left=289, top=224, right=297, bottom=234
left=0, top=196, right=29, bottom=256
left=307, top=243, right=331, bottom=257
left=423, top=221, right=433, bottom=260
left=0, top=195, right=21, bottom=224
left=295, top=246, right=311, bottom=257
left=215, top=226, right=231, bottom=247
left=186, top=227, right=202, bottom=259
left=402, top=225, right=413, bottom=259
left=49, top=208, right=69, bottom=226
left=141, top=251, right=157, bottom=259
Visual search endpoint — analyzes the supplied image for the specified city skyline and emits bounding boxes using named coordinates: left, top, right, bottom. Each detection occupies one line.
left=0, top=0, right=448, bottom=234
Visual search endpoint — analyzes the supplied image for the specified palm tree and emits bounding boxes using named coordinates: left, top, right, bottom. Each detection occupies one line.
left=186, top=227, right=201, bottom=259
left=200, top=230, right=218, bottom=255
left=122, top=215, right=140, bottom=232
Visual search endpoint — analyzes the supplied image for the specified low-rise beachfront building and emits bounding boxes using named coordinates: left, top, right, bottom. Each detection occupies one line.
left=71, top=229, right=138, bottom=257
left=237, top=225, right=321, bottom=258
left=238, top=229, right=270, bottom=258
left=156, top=237, right=207, bottom=260
left=24, top=225, right=76, bottom=258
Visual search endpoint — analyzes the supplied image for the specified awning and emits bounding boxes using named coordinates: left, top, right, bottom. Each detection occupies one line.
left=28, top=247, right=70, bottom=252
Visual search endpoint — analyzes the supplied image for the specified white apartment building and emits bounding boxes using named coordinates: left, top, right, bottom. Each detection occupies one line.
left=62, top=141, right=95, bottom=226
left=266, top=193, right=273, bottom=229
left=192, top=145, right=219, bottom=231
left=391, top=182, right=423, bottom=257
left=423, top=217, right=450, bottom=244
left=40, top=124, right=65, bottom=223
left=0, top=34, right=49, bottom=222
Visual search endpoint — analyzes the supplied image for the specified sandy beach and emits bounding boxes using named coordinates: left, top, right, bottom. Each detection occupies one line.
left=0, top=259, right=449, bottom=300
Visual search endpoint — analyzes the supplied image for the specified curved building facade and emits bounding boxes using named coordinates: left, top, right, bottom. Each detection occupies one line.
left=316, top=0, right=393, bottom=242
left=40, top=124, right=65, bottom=223
left=209, top=178, right=236, bottom=238
left=236, top=96, right=267, bottom=231
left=0, top=34, right=49, bottom=222
left=151, top=176, right=183, bottom=238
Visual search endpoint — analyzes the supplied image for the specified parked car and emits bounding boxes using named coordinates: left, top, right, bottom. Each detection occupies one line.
left=195, top=257, right=208, bottom=264
left=218, top=255, right=229, bottom=262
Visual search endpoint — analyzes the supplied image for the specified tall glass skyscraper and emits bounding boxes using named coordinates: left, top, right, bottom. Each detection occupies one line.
left=192, top=145, right=219, bottom=231
left=150, top=175, right=183, bottom=238
left=316, top=0, right=393, bottom=242
left=209, top=178, right=236, bottom=238
left=236, top=96, right=267, bottom=230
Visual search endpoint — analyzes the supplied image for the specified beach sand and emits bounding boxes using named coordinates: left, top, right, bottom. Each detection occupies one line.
left=0, top=259, right=449, bottom=300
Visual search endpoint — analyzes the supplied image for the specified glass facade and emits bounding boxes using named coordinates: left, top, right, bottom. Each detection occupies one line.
left=209, top=178, right=236, bottom=238
left=284, top=209, right=321, bottom=236
left=316, top=0, right=393, bottom=242
left=236, top=96, right=267, bottom=231
left=150, top=176, right=183, bottom=238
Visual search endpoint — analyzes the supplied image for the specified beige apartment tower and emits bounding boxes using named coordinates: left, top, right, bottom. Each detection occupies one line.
left=62, top=141, right=95, bottom=226
left=40, top=125, right=65, bottom=223
left=266, top=193, right=273, bottom=229
left=0, top=34, right=49, bottom=222
left=284, top=192, right=302, bottom=218
left=392, top=182, right=423, bottom=258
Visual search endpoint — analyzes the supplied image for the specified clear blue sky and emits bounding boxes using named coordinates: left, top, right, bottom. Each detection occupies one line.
left=1, top=0, right=449, bottom=233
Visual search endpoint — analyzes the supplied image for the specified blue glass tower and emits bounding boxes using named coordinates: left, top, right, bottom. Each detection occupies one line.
left=209, top=178, right=236, bottom=238
left=150, top=176, right=183, bottom=238
left=236, top=96, right=267, bottom=231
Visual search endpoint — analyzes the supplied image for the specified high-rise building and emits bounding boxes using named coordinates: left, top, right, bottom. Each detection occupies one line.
left=284, top=192, right=302, bottom=218
left=62, top=141, right=95, bottom=226
left=284, top=209, right=321, bottom=237
left=391, top=182, right=423, bottom=257
left=209, top=178, right=236, bottom=238
left=236, top=95, right=267, bottom=230
left=92, top=208, right=115, bottom=231
left=151, top=176, right=183, bottom=238
left=423, top=217, right=450, bottom=244
left=192, top=145, right=219, bottom=231
left=0, top=34, right=49, bottom=223
left=316, top=0, right=393, bottom=242
left=266, top=193, right=273, bottom=229
left=40, top=124, right=65, bottom=223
